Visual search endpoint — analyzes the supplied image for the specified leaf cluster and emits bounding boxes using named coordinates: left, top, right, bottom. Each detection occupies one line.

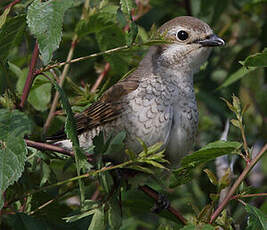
left=0, top=0, right=266, bottom=229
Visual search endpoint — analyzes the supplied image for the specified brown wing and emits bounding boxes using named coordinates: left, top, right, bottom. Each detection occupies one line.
left=47, top=74, right=140, bottom=141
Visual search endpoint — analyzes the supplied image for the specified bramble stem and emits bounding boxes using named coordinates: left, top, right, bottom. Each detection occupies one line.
left=139, top=185, right=187, bottom=225
left=231, top=193, right=267, bottom=200
left=210, top=144, right=267, bottom=224
left=19, top=42, right=39, bottom=108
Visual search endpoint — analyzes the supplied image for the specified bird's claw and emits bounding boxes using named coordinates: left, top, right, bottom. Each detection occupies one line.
left=151, top=193, right=170, bottom=213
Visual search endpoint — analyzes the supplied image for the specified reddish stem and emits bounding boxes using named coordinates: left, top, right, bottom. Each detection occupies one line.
left=231, top=193, right=267, bottom=200
left=4, top=0, right=21, bottom=10
left=139, top=185, right=187, bottom=225
left=90, top=63, right=110, bottom=93
left=19, top=42, right=39, bottom=108
left=25, top=139, right=93, bottom=162
left=210, top=144, right=267, bottom=224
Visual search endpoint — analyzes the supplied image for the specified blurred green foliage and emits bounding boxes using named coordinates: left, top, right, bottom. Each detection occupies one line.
left=0, top=0, right=266, bottom=229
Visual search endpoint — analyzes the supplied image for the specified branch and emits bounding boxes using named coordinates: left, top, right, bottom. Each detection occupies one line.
left=25, top=139, right=93, bottom=162
left=90, top=62, right=110, bottom=93
left=210, top=143, right=267, bottom=224
left=43, top=35, right=78, bottom=134
left=29, top=189, right=72, bottom=215
left=216, top=119, right=231, bottom=203
left=4, top=0, right=21, bottom=10
left=231, top=193, right=267, bottom=200
left=139, top=185, right=187, bottom=225
left=36, top=45, right=129, bottom=74
left=25, top=139, right=73, bottom=156
left=19, top=42, right=39, bottom=108
left=43, top=0, right=90, bottom=133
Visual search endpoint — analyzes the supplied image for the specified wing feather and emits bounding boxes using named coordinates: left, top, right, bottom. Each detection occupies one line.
left=47, top=74, right=140, bottom=141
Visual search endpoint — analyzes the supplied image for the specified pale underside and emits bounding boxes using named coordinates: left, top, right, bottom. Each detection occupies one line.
left=52, top=16, right=217, bottom=168
left=57, top=47, right=199, bottom=167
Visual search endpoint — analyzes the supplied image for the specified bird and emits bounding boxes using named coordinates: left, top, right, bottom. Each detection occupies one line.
left=50, top=16, right=225, bottom=168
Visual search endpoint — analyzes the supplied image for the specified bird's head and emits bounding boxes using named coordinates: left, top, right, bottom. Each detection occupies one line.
left=155, top=16, right=225, bottom=73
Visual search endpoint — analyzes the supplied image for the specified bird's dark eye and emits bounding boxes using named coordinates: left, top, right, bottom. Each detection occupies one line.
left=177, top=30, right=189, bottom=41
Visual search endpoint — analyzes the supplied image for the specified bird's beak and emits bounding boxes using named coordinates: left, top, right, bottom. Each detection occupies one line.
left=196, top=34, right=225, bottom=47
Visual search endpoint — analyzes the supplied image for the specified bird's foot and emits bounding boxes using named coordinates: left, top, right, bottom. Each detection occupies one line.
left=151, top=193, right=170, bottom=213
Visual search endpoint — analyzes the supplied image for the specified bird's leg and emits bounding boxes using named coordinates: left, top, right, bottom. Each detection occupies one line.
left=151, top=193, right=170, bottom=213
left=139, top=185, right=187, bottom=224
left=138, top=185, right=170, bottom=213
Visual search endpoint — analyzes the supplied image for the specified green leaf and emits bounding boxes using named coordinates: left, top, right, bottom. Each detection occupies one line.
left=180, top=224, right=195, bottom=230
left=231, top=119, right=241, bottom=129
left=127, top=165, right=154, bottom=174
left=240, top=48, right=267, bottom=68
left=181, top=141, right=241, bottom=166
left=28, top=76, right=52, bottom=111
left=169, top=166, right=193, bottom=187
left=88, top=207, right=105, bottom=230
left=120, top=0, right=135, bottom=16
left=16, top=68, right=52, bottom=111
left=170, top=141, right=241, bottom=187
left=0, top=15, right=26, bottom=59
left=0, top=7, right=11, bottom=29
left=27, top=0, right=74, bottom=65
left=245, top=204, right=267, bottom=230
left=108, top=196, right=122, bottom=230
left=218, top=66, right=256, bottom=89
left=96, top=25, right=128, bottom=75
left=8, top=61, right=24, bottom=78
left=218, top=168, right=231, bottom=191
left=201, top=224, right=216, bottom=230
left=99, top=171, right=113, bottom=194
left=0, top=109, right=32, bottom=139
left=221, top=97, right=235, bottom=113
left=136, top=137, right=148, bottom=156
left=64, top=200, right=99, bottom=222
left=157, top=224, right=175, bottom=230
left=75, top=5, right=118, bottom=38
left=232, top=95, right=241, bottom=114
left=104, top=131, right=126, bottom=156
left=6, top=213, right=48, bottom=230
left=116, top=8, right=127, bottom=28
left=41, top=74, right=88, bottom=205
left=0, top=109, right=32, bottom=209
left=40, top=161, right=56, bottom=187
left=141, top=160, right=167, bottom=169
left=203, top=169, right=218, bottom=186
left=64, top=209, right=96, bottom=223
left=126, top=21, right=138, bottom=46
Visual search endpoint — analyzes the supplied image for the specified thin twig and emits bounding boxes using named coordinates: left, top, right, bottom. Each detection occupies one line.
left=139, top=185, right=187, bottom=225
left=90, top=62, right=110, bottom=93
left=20, top=42, right=39, bottom=108
left=237, top=199, right=247, bottom=206
left=26, top=139, right=80, bottom=158
left=43, top=35, right=78, bottom=134
left=7, top=162, right=130, bottom=205
left=4, top=0, right=21, bottom=10
left=25, top=139, right=74, bottom=156
left=231, top=193, right=267, bottom=200
left=43, top=0, right=90, bottom=133
left=91, top=187, right=100, bottom=201
left=36, top=45, right=129, bottom=74
left=29, top=189, right=72, bottom=215
left=210, top=143, right=267, bottom=224
left=25, top=139, right=93, bottom=162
